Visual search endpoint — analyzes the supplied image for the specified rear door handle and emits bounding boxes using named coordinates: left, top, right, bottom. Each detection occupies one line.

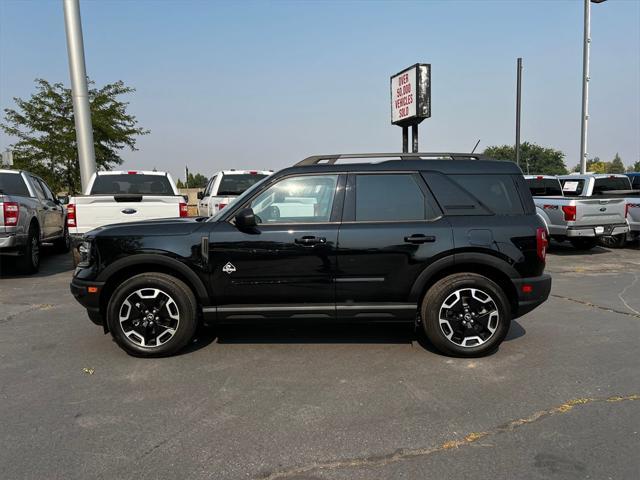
left=404, top=234, right=436, bottom=244
left=295, top=236, right=327, bottom=246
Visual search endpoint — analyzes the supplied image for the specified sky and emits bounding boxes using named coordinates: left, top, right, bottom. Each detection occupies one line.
left=1, top=0, right=639, bottom=182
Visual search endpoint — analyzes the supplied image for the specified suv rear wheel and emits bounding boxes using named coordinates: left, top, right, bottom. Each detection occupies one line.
left=107, top=273, right=198, bottom=357
left=16, top=224, right=40, bottom=274
left=421, top=273, right=511, bottom=357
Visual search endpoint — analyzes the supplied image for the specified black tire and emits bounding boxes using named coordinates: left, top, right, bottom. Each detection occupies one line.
left=421, top=273, right=511, bottom=357
left=107, top=273, right=198, bottom=357
left=569, top=238, right=598, bottom=250
left=53, top=224, right=71, bottom=253
left=16, top=223, right=40, bottom=274
left=598, top=234, right=627, bottom=249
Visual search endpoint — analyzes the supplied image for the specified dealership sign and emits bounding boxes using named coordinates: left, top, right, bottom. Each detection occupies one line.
left=390, top=64, right=431, bottom=125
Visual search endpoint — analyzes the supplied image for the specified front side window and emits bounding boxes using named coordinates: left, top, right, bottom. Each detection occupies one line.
left=355, top=174, right=429, bottom=221
left=204, top=176, right=216, bottom=196
left=30, top=176, right=47, bottom=200
left=249, top=175, right=338, bottom=224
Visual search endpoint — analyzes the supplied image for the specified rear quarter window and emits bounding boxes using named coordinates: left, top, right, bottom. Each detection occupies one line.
left=90, top=174, right=175, bottom=195
left=0, top=173, right=30, bottom=197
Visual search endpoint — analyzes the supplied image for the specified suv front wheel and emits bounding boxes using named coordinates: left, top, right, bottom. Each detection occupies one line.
left=421, top=273, right=511, bottom=357
left=107, top=273, right=198, bottom=357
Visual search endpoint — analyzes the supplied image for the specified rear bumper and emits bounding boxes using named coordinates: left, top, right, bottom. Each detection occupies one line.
left=70, top=278, right=105, bottom=327
left=512, top=274, right=552, bottom=319
left=566, top=224, right=629, bottom=237
left=0, top=233, right=26, bottom=252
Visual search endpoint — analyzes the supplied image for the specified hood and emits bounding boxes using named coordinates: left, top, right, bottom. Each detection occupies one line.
left=87, top=216, right=208, bottom=239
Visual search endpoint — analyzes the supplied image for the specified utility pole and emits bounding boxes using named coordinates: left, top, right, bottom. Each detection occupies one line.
left=63, top=0, right=97, bottom=193
left=515, top=57, right=523, bottom=171
left=580, top=0, right=608, bottom=174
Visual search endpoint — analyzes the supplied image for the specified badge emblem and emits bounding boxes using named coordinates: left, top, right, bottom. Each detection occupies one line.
left=222, top=262, right=236, bottom=274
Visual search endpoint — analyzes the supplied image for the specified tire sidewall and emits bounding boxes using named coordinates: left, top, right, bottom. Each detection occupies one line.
left=107, top=274, right=197, bottom=357
left=422, top=274, right=511, bottom=357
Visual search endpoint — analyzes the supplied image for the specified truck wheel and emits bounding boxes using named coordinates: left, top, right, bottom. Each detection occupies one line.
left=53, top=224, right=71, bottom=253
left=569, top=238, right=598, bottom=250
left=598, top=234, right=627, bottom=249
left=16, top=224, right=40, bottom=274
left=421, top=273, right=511, bottom=357
left=107, top=273, right=198, bottom=357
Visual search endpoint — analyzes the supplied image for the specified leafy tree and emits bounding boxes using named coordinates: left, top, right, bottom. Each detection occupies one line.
left=1, top=78, right=148, bottom=193
left=631, top=161, right=640, bottom=173
left=483, top=142, right=567, bottom=175
left=177, top=172, right=208, bottom=189
left=608, top=153, right=625, bottom=174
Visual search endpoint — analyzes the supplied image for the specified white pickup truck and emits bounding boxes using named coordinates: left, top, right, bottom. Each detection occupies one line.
left=558, top=173, right=640, bottom=247
left=524, top=175, right=629, bottom=250
left=197, top=170, right=272, bottom=217
left=68, top=171, right=187, bottom=240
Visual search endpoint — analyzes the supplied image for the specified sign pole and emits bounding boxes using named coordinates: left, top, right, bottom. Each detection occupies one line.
left=515, top=57, right=522, bottom=170
left=412, top=124, right=419, bottom=153
left=402, top=127, right=409, bottom=153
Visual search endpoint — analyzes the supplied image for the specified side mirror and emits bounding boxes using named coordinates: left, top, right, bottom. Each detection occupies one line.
left=197, top=192, right=204, bottom=200
left=57, top=195, right=69, bottom=205
left=235, top=208, right=257, bottom=229
left=182, top=195, right=189, bottom=203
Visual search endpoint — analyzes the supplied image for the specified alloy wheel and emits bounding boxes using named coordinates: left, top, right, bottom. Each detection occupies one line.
left=438, top=288, right=499, bottom=348
left=119, top=288, right=180, bottom=348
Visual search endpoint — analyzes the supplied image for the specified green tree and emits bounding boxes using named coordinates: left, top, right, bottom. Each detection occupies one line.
left=631, top=161, right=640, bottom=173
left=176, top=172, right=208, bottom=189
left=1, top=78, right=148, bottom=193
left=483, top=142, right=567, bottom=175
left=608, top=153, right=625, bottom=174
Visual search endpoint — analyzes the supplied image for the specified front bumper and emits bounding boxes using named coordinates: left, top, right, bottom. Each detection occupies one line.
left=512, top=274, right=552, bottom=319
left=70, top=278, right=105, bottom=327
left=566, top=223, right=629, bottom=238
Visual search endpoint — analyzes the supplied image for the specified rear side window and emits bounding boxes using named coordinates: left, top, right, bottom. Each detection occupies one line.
left=593, top=177, right=632, bottom=194
left=526, top=178, right=563, bottom=196
left=217, top=174, right=268, bottom=196
left=354, top=174, right=435, bottom=221
left=0, top=173, right=30, bottom=196
left=452, top=175, right=524, bottom=215
left=90, top=174, right=175, bottom=195
left=631, top=176, right=640, bottom=189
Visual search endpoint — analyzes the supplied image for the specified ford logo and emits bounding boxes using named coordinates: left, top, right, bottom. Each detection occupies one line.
left=599, top=207, right=606, bottom=212
left=121, top=208, right=137, bottom=214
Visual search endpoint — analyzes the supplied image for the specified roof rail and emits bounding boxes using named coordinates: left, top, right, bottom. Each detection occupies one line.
left=295, top=152, right=487, bottom=166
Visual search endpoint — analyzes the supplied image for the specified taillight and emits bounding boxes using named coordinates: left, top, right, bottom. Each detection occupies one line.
left=216, top=203, right=227, bottom=211
left=625, top=204, right=630, bottom=218
left=561, top=205, right=576, bottom=221
left=2, top=202, right=19, bottom=226
left=536, top=227, right=548, bottom=262
left=179, top=202, right=188, bottom=218
left=67, top=203, right=77, bottom=227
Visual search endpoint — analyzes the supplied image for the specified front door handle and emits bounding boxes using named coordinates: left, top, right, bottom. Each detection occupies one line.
left=404, top=234, right=436, bottom=244
left=295, top=236, right=327, bottom=246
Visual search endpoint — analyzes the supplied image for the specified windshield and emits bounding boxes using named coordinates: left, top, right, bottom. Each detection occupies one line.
left=207, top=175, right=270, bottom=222
left=90, top=174, right=175, bottom=195
left=217, top=174, right=268, bottom=196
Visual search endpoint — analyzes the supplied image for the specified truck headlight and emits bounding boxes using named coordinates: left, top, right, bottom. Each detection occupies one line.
left=77, top=241, right=92, bottom=267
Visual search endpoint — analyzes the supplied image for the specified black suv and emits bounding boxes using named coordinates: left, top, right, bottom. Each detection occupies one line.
left=71, top=153, right=551, bottom=357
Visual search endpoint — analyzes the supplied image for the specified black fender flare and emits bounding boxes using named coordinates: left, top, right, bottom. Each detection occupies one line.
left=97, top=254, right=210, bottom=303
left=409, top=252, right=519, bottom=302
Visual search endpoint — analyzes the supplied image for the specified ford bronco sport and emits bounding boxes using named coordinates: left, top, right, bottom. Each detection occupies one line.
left=71, top=153, right=551, bottom=357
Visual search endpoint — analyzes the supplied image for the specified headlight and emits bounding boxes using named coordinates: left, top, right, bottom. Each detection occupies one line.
left=77, top=241, right=92, bottom=267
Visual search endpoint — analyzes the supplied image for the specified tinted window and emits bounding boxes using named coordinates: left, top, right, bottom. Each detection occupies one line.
left=593, top=177, right=632, bottom=194
left=0, top=173, right=30, bottom=196
left=250, top=175, right=337, bottom=224
left=37, top=179, right=55, bottom=200
left=90, top=174, right=175, bottom=195
left=560, top=179, right=585, bottom=195
left=355, top=174, right=430, bottom=221
left=525, top=178, right=563, bottom=196
left=421, top=172, right=490, bottom=216
left=452, top=175, right=524, bottom=215
left=30, top=176, right=47, bottom=200
left=218, top=174, right=268, bottom=196
left=630, top=176, right=640, bottom=189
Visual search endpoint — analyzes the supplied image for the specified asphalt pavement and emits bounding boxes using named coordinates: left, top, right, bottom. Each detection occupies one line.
left=0, top=242, right=638, bottom=480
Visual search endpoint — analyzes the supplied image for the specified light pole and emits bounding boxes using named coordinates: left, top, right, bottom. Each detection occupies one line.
left=63, top=0, right=97, bottom=193
left=580, top=0, right=607, bottom=174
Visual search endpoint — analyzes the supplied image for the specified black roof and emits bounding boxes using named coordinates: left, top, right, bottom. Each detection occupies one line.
left=277, top=153, right=522, bottom=176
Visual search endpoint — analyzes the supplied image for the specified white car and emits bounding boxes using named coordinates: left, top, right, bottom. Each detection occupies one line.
left=197, top=170, right=272, bottom=217
left=68, top=170, right=187, bottom=238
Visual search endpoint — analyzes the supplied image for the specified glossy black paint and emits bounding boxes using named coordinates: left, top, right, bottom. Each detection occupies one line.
left=70, top=158, right=551, bottom=328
